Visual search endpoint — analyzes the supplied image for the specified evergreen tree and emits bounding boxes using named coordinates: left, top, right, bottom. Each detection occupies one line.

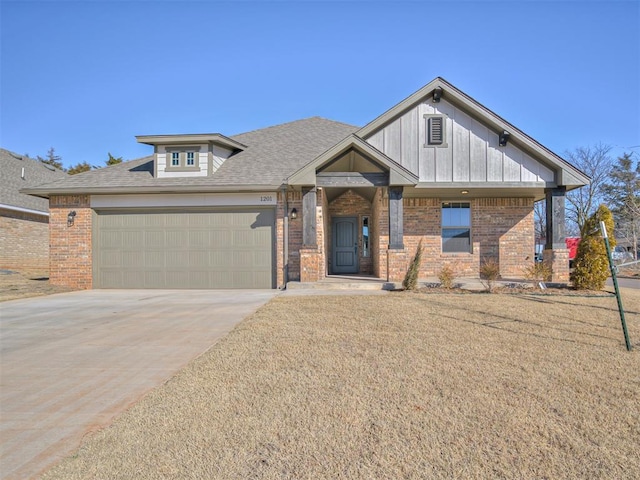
left=67, top=161, right=93, bottom=175
left=105, top=152, right=123, bottom=166
left=571, top=205, right=615, bottom=290
left=37, top=147, right=64, bottom=170
left=602, top=153, right=640, bottom=259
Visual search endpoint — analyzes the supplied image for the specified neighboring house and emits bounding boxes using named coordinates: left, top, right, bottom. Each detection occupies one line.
left=23, top=78, right=589, bottom=290
left=0, top=148, right=67, bottom=271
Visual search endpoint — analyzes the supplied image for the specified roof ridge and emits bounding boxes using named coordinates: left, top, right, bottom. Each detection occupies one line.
left=231, top=116, right=358, bottom=138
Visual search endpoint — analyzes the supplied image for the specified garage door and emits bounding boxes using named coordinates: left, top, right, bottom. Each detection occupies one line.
left=93, top=209, right=275, bottom=289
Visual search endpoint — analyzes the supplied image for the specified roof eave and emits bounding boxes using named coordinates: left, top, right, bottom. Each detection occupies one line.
left=135, top=133, right=247, bottom=151
left=21, top=184, right=283, bottom=199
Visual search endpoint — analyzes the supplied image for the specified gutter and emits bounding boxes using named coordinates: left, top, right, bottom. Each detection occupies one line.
left=0, top=203, right=49, bottom=217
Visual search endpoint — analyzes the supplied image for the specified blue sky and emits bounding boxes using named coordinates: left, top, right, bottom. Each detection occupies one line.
left=1, top=0, right=638, bottom=169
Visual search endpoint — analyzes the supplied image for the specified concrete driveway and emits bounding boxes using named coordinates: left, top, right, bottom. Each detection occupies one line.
left=0, top=289, right=278, bottom=480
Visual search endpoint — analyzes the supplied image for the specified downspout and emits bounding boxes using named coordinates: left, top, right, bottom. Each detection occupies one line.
left=281, top=185, right=289, bottom=289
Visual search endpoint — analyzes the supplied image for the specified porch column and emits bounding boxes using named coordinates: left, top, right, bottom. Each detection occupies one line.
left=388, top=186, right=404, bottom=249
left=302, top=186, right=317, bottom=247
left=300, top=186, right=321, bottom=282
left=544, top=186, right=569, bottom=283
left=387, top=186, right=408, bottom=283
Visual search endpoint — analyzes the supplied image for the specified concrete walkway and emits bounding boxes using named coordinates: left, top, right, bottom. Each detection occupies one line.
left=0, top=289, right=278, bottom=480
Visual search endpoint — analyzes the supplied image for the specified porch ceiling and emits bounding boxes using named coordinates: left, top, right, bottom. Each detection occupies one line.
left=323, top=186, right=376, bottom=203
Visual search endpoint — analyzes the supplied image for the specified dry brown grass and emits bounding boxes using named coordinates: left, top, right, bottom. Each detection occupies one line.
left=0, top=270, right=73, bottom=302
left=43, top=290, right=640, bottom=479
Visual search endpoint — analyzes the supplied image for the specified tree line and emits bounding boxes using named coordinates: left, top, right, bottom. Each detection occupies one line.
left=535, top=144, right=640, bottom=259
left=36, top=147, right=123, bottom=175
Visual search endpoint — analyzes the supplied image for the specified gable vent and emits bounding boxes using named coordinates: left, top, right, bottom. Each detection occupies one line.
left=428, top=116, right=444, bottom=145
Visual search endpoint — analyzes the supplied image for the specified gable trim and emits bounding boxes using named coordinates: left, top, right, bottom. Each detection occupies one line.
left=288, top=134, right=418, bottom=187
left=357, top=77, right=590, bottom=188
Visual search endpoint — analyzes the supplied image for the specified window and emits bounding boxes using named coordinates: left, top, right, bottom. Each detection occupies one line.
left=362, top=216, right=370, bottom=257
left=165, top=148, right=200, bottom=171
left=424, top=114, right=447, bottom=147
left=442, top=202, right=471, bottom=253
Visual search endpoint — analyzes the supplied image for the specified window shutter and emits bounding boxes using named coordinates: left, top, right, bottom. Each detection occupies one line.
left=429, top=117, right=444, bottom=145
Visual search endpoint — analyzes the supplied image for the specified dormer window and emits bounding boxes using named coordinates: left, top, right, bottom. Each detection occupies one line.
left=165, top=147, right=201, bottom=171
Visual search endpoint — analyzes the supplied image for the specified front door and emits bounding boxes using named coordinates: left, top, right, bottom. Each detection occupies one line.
left=332, top=217, right=358, bottom=274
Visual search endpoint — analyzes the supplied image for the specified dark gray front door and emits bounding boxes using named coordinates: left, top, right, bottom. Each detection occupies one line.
left=332, top=217, right=358, bottom=274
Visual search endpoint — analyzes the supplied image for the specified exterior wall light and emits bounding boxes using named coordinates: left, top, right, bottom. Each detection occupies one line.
left=290, top=208, right=298, bottom=220
left=432, top=87, right=443, bottom=103
left=461, top=190, right=469, bottom=195
left=67, top=210, right=77, bottom=226
left=499, top=130, right=510, bottom=147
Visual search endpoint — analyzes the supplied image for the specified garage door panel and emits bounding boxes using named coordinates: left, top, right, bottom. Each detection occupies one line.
left=94, top=209, right=274, bottom=289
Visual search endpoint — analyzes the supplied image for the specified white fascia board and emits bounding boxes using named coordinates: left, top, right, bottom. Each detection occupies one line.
left=90, top=192, right=278, bottom=208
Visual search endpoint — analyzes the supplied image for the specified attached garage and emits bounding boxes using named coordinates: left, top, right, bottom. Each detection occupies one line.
left=93, top=208, right=275, bottom=289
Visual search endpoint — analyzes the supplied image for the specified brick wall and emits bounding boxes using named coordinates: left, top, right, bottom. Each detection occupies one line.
left=474, top=198, right=534, bottom=278
left=328, top=189, right=373, bottom=275
left=276, top=190, right=303, bottom=284
left=0, top=209, right=49, bottom=272
left=49, top=195, right=92, bottom=289
left=371, top=188, right=385, bottom=278
left=377, top=195, right=534, bottom=281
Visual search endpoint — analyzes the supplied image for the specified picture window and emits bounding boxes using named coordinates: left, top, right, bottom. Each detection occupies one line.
left=442, top=202, right=471, bottom=253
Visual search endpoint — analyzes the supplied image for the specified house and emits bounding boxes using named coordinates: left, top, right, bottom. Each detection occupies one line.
left=1, top=148, right=67, bottom=272
left=22, top=78, right=589, bottom=290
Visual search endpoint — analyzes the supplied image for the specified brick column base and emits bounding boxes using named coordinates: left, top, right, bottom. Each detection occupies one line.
left=543, top=248, right=570, bottom=284
left=387, top=248, right=409, bottom=282
left=300, top=248, right=322, bottom=282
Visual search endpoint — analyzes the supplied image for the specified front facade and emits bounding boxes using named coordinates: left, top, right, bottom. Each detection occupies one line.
left=23, top=78, right=589, bottom=289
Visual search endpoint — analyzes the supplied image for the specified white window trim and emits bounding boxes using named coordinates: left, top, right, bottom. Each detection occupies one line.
left=164, top=147, right=201, bottom=172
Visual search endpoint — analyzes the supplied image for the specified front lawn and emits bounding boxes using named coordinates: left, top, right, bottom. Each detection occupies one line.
left=44, top=290, right=640, bottom=479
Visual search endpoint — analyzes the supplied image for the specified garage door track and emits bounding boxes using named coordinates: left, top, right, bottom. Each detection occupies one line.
left=0, top=289, right=278, bottom=479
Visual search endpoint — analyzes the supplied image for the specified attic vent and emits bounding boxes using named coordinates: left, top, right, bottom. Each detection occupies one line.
left=424, top=114, right=447, bottom=147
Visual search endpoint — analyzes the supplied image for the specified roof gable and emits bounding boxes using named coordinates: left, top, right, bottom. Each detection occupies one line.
left=288, top=134, right=418, bottom=186
left=357, top=77, right=589, bottom=190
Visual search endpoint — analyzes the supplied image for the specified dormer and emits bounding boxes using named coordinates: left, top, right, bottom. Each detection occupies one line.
left=136, top=133, right=246, bottom=179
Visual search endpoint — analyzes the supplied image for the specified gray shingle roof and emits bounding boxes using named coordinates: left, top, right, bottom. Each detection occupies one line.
left=22, top=117, right=358, bottom=196
left=0, top=148, right=67, bottom=212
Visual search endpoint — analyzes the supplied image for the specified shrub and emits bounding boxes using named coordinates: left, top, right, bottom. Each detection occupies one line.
left=438, top=264, right=456, bottom=289
left=479, top=259, right=501, bottom=292
left=523, top=262, right=552, bottom=287
left=571, top=205, right=615, bottom=290
left=402, top=240, right=423, bottom=291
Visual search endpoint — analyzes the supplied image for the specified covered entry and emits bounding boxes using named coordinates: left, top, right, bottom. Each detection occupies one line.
left=93, top=208, right=275, bottom=289
left=288, top=134, right=419, bottom=282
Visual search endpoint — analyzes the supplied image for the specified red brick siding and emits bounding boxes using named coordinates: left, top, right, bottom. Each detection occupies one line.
left=377, top=196, right=534, bottom=280
left=0, top=209, right=49, bottom=272
left=371, top=188, right=385, bottom=279
left=49, top=195, right=92, bottom=289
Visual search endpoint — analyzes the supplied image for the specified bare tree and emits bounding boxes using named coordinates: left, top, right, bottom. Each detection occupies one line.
left=534, top=200, right=546, bottom=245
left=565, top=143, right=613, bottom=235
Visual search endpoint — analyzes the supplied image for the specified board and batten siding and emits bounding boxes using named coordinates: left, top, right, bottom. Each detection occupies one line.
left=155, top=144, right=233, bottom=179
left=366, top=99, right=555, bottom=184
